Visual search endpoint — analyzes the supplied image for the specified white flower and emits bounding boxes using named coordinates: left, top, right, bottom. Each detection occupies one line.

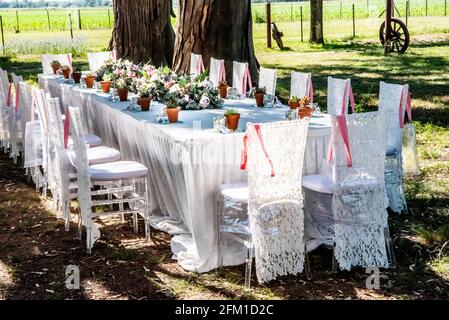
left=169, top=84, right=181, bottom=93
left=199, top=96, right=210, bottom=109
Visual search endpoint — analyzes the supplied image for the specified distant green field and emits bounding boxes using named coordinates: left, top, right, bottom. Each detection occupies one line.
left=0, top=0, right=447, bottom=32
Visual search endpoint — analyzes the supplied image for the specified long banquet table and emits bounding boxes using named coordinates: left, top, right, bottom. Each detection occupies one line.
left=38, top=74, right=331, bottom=273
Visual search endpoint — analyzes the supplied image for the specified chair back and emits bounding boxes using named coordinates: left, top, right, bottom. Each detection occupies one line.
left=88, top=51, right=115, bottom=73
left=190, top=53, right=204, bottom=77
left=290, top=71, right=312, bottom=99
left=41, top=54, right=73, bottom=75
left=209, top=57, right=225, bottom=87
left=232, top=61, right=251, bottom=95
left=259, top=67, right=277, bottom=96
left=327, top=76, right=352, bottom=115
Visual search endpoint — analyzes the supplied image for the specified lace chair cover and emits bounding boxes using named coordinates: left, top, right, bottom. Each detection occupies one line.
left=88, top=51, right=114, bottom=73
left=8, top=74, right=24, bottom=160
left=290, top=71, right=311, bottom=99
left=41, top=54, right=73, bottom=75
left=331, top=111, right=390, bottom=270
left=327, top=77, right=351, bottom=115
left=0, top=69, right=10, bottom=145
left=190, top=53, right=204, bottom=77
left=246, top=119, right=309, bottom=283
left=379, top=81, right=408, bottom=213
left=259, top=67, right=277, bottom=96
left=209, top=57, right=225, bottom=87
left=232, top=61, right=250, bottom=95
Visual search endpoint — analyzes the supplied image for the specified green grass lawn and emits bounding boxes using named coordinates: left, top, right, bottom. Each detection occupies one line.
left=0, top=18, right=448, bottom=299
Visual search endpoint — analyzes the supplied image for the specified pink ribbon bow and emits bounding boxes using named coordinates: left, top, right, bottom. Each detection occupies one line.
left=399, top=88, right=412, bottom=128
left=6, top=82, right=12, bottom=108
left=219, top=60, right=226, bottom=82
left=309, top=77, right=314, bottom=104
left=327, top=115, right=353, bottom=167
left=241, top=66, right=253, bottom=95
left=241, top=124, right=275, bottom=177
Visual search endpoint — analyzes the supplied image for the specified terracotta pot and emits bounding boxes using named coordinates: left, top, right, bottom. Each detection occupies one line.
left=117, top=88, right=129, bottom=102
left=72, top=72, right=82, bottom=84
left=62, top=68, right=71, bottom=79
left=289, top=101, right=300, bottom=109
left=101, top=81, right=112, bottom=93
left=298, top=107, right=313, bottom=119
left=255, top=92, right=265, bottom=107
left=166, top=107, right=180, bottom=123
left=51, top=64, right=60, bottom=75
left=85, top=76, right=95, bottom=89
left=139, top=97, right=152, bottom=111
left=225, top=114, right=240, bottom=131
left=218, top=84, right=228, bottom=99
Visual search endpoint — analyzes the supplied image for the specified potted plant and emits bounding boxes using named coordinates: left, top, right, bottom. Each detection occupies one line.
left=288, top=95, right=300, bottom=109
left=165, top=96, right=181, bottom=123
left=218, top=80, right=228, bottom=99
left=224, top=108, right=240, bottom=131
left=51, top=60, right=61, bottom=74
left=137, top=81, right=154, bottom=112
left=72, top=67, right=82, bottom=84
left=298, top=96, right=313, bottom=119
left=113, top=77, right=129, bottom=101
left=61, top=65, right=71, bottom=79
left=254, top=87, right=266, bottom=107
left=85, top=73, right=96, bottom=89
left=100, top=73, right=113, bottom=93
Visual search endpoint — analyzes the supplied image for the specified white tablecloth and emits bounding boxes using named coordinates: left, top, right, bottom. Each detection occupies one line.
left=37, top=74, right=331, bottom=272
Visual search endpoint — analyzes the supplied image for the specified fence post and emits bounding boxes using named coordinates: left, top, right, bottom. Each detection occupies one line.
left=367, top=0, right=369, bottom=17
left=352, top=3, right=355, bottom=38
left=406, top=1, right=409, bottom=26
left=426, top=0, right=428, bottom=16
left=266, top=2, right=272, bottom=48
left=291, top=3, right=293, bottom=21
left=15, top=10, right=20, bottom=33
left=300, top=6, right=303, bottom=42
left=78, top=9, right=82, bottom=30
left=46, top=9, right=51, bottom=31
left=0, top=16, right=5, bottom=56
left=445, top=0, right=447, bottom=16
left=108, top=9, right=111, bottom=28
left=69, top=14, right=73, bottom=39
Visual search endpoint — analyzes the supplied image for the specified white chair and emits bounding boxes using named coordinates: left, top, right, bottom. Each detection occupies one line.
left=291, top=71, right=313, bottom=101
left=327, top=76, right=354, bottom=115
left=88, top=51, right=115, bottom=73
left=258, top=67, right=277, bottom=96
left=45, top=96, right=121, bottom=230
left=217, top=119, right=310, bottom=288
left=0, top=68, right=10, bottom=150
left=232, top=61, right=252, bottom=96
left=190, top=53, right=205, bottom=77
left=379, top=81, right=409, bottom=214
left=41, top=54, right=73, bottom=75
left=209, top=57, right=226, bottom=87
left=8, top=74, right=24, bottom=163
left=302, top=111, right=394, bottom=270
left=68, top=106, right=150, bottom=253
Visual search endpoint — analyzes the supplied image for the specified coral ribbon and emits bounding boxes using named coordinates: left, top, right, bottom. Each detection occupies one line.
left=6, top=82, right=12, bottom=108
left=15, top=83, right=20, bottom=113
left=399, top=88, right=412, bottom=128
left=309, top=77, right=314, bottom=104
left=64, top=106, right=70, bottom=149
left=241, top=65, right=253, bottom=95
left=341, top=80, right=355, bottom=115
left=219, top=60, right=226, bottom=82
left=241, top=124, right=275, bottom=177
left=327, top=115, right=353, bottom=167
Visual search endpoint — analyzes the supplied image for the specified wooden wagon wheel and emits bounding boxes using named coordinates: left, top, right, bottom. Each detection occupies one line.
left=379, top=18, right=410, bottom=53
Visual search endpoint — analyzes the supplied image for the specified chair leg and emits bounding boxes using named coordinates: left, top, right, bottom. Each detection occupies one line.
left=244, top=238, right=253, bottom=291
left=384, top=226, right=397, bottom=267
left=78, top=214, right=83, bottom=240
left=304, top=250, right=312, bottom=280
left=133, top=212, right=139, bottom=233
left=86, top=228, right=92, bottom=254
left=332, top=243, right=339, bottom=272
left=144, top=179, right=151, bottom=242
left=64, top=201, right=71, bottom=232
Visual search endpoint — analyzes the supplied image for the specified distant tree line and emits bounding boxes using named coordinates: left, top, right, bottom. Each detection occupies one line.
left=0, top=0, right=112, bottom=8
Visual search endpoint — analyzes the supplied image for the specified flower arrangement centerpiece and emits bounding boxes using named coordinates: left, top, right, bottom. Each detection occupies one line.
left=51, top=60, right=61, bottom=74
left=298, top=96, right=313, bottom=119
left=84, top=73, right=96, bottom=88
left=72, top=67, right=82, bottom=84
left=254, top=86, right=266, bottom=107
left=95, top=59, right=116, bottom=82
left=224, top=108, right=240, bottom=131
left=113, top=76, right=131, bottom=101
left=288, top=95, right=300, bottom=109
left=164, top=92, right=182, bottom=123
left=136, top=79, right=155, bottom=111
left=61, top=65, right=71, bottom=79
left=177, top=72, right=223, bottom=110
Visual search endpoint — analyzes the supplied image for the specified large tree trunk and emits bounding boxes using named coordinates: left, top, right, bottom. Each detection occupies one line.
left=111, top=0, right=175, bottom=66
left=310, top=0, right=324, bottom=44
left=172, top=0, right=259, bottom=84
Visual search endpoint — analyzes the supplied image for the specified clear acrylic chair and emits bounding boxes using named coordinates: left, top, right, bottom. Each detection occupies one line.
left=68, top=106, right=151, bottom=253
left=379, top=81, right=408, bottom=214
left=302, top=111, right=396, bottom=270
left=290, top=71, right=312, bottom=99
left=217, top=119, right=310, bottom=289
left=87, top=51, right=114, bottom=73
left=209, top=57, right=226, bottom=87
left=259, top=67, right=277, bottom=96
left=190, top=53, right=205, bottom=77
left=41, top=53, right=73, bottom=74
